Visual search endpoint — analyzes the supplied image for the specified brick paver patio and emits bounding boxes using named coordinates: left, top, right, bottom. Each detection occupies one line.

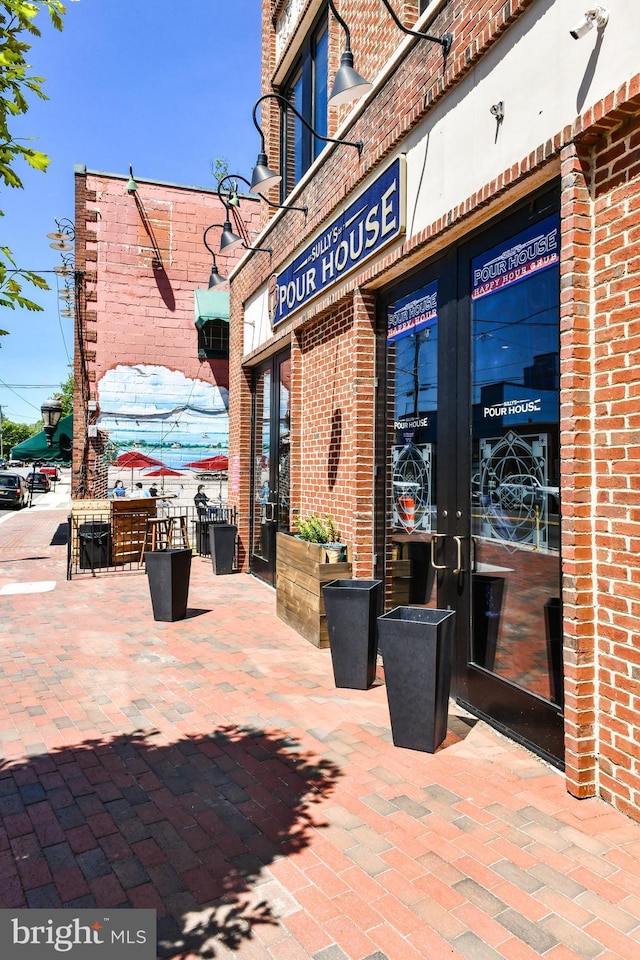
left=1, top=502, right=640, bottom=959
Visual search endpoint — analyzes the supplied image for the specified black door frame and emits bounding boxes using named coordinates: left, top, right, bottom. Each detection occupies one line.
left=378, top=185, right=564, bottom=767
left=249, top=348, right=291, bottom=586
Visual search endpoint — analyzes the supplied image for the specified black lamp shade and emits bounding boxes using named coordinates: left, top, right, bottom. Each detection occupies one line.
left=208, top=266, right=226, bottom=288
left=219, top=220, right=243, bottom=252
left=329, top=50, right=372, bottom=106
left=250, top=152, right=282, bottom=194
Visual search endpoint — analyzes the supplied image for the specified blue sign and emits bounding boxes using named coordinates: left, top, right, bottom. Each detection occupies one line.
left=273, top=157, right=405, bottom=326
left=471, top=214, right=560, bottom=300
left=388, top=280, right=438, bottom=342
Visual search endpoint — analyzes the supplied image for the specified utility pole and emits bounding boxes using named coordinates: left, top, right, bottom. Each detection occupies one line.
left=0, top=405, right=4, bottom=460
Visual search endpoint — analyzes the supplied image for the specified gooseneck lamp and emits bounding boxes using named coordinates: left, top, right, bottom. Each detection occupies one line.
left=328, top=0, right=373, bottom=106
left=126, top=165, right=139, bottom=194
left=216, top=179, right=272, bottom=256
left=219, top=173, right=307, bottom=217
left=328, top=0, right=452, bottom=106
left=202, top=224, right=227, bottom=287
left=249, top=92, right=364, bottom=195
left=379, top=0, right=452, bottom=54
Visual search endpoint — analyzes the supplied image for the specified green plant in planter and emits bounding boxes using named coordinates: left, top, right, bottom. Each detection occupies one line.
left=296, top=513, right=340, bottom=544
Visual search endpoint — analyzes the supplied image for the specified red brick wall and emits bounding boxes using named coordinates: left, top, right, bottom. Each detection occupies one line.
left=234, top=0, right=640, bottom=819
left=591, top=109, right=640, bottom=818
left=73, top=171, right=260, bottom=499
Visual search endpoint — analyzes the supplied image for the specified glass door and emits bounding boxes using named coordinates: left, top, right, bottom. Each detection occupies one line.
left=384, top=187, right=564, bottom=766
left=250, top=350, right=291, bottom=585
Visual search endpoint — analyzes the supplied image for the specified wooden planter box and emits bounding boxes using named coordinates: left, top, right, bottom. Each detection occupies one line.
left=276, top=532, right=352, bottom=648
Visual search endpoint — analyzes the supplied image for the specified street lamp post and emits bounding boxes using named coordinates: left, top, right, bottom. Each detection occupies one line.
left=41, top=396, right=63, bottom=448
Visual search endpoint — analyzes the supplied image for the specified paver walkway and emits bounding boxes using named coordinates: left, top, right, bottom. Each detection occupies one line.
left=1, top=501, right=640, bottom=960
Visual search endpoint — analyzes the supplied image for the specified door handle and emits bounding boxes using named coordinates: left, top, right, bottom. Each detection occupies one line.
left=264, top=502, right=276, bottom=522
left=431, top=533, right=447, bottom=570
left=430, top=534, right=464, bottom=573
left=453, top=536, right=463, bottom=575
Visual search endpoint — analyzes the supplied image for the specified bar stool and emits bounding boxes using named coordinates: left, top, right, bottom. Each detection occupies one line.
left=139, top=517, right=174, bottom=567
left=173, top=515, right=190, bottom=550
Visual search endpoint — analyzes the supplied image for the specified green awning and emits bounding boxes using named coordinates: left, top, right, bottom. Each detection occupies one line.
left=10, top=414, right=73, bottom=463
left=194, top=289, right=230, bottom=331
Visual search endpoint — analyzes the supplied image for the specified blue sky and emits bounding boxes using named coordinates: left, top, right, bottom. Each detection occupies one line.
left=1, top=0, right=261, bottom=426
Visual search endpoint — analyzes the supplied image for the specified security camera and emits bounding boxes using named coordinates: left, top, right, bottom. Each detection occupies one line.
left=570, top=6, right=609, bottom=39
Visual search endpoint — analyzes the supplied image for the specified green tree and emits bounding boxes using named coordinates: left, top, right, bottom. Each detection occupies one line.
left=210, top=157, right=229, bottom=185
left=2, top=416, right=34, bottom=453
left=0, top=1, right=66, bottom=317
left=59, top=371, right=73, bottom=416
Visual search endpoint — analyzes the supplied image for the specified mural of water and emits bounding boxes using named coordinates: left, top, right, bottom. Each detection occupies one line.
left=97, top=364, right=229, bottom=471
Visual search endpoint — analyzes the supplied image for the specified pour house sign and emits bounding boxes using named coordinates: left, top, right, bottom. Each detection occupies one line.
left=272, top=157, right=406, bottom=326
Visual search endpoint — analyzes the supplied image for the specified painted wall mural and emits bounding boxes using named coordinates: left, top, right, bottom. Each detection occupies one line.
left=97, top=364, right=228, bottom=469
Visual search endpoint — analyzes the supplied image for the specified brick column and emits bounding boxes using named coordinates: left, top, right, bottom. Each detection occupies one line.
left=560, top=140, right=597, bottom=799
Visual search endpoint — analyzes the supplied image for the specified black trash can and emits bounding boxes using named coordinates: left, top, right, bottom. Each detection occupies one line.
left=209, top=523, right=237, bottom=575
left=195, top=520, right=211, bottom=556
left=78, top=521, right=111, bottom=569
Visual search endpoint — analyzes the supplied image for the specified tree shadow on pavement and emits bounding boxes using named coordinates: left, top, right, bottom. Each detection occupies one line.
left=0, top=725, right=342, bottom=959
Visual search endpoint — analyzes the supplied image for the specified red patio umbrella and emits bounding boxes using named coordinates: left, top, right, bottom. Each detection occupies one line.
left=113, top=451, right=164, bottom=468
left=144, top=465, right=184, bottom=495
left=144, top=466, right=184, bottom=477
left=113, top=451, right=165, bottom=491
left=183, top=455, right=228, bottom=471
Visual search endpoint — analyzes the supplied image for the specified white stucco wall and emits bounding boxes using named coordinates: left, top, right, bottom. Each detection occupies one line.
left=244, top=283, right=272, bottom=355
left=404, top=0, right=636, bottom=238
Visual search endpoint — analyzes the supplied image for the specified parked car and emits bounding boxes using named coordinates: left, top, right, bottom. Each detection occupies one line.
left=0, top=457, right=6, bottom=470
left=0, top=473, right=28, bottom=509
left=26, top=471, right=52, bottom=493
left=7, top=459, right=23, bottom=468
left=39, top=465, right=60, bottom=481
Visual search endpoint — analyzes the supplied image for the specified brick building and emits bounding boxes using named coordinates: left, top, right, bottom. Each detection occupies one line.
left=72, top=167, right=260, bottom=499
left=226, top=1, right=640, bottom=819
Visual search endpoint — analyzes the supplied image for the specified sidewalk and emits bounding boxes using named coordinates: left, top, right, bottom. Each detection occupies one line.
left=1, top=504, right=640, bottom=960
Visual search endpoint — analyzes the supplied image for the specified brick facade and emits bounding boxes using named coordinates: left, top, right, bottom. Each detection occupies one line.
left=73, top=170, right=260, bottom=499
left=230, top=2, right=640, bottom=818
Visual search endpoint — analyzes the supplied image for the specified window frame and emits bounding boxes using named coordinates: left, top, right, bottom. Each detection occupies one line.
left=279, top=5, right=328, bottom=198
left=197, top=318, right=229, bottom=361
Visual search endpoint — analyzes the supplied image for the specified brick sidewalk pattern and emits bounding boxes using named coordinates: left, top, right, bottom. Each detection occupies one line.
left=1, top=505, right=640, bottom=959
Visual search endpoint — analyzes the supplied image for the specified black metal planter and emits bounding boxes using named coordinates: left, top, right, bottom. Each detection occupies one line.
left=323, top=579, right=382, bottom=689
left=377, top=606, right=456, bottom=753
left=208, top=523, right=237, bottom=575
left=145, top=548, right=192, bottom=621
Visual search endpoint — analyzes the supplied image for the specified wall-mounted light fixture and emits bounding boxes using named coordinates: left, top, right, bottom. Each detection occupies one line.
left=47, top=218, right=80, bottom=318
left=216, top=179, right=272, bottom=256
left=203, top=224, right=227, bottom=288
left=328, top=0, right=452, bottom=106
left=222, top=172, right=307, bottom=215
left=249, top=92, right=364, bottom=194
left=126, top=165, right=138, bottom=193
left=47, top=218, right=74, bottom=251
left=570, top=6, right=609, bottom=38
left=327, top=0, right=373, bottom=106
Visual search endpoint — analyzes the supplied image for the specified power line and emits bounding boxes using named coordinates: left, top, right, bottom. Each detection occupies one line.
left=0, top=379, right=44, bottom=414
